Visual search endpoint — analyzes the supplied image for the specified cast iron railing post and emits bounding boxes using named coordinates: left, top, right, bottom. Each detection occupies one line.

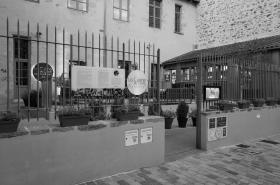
left=157, top=49, right=160, bottom=115
left=196, top=53, right=203, bottom=149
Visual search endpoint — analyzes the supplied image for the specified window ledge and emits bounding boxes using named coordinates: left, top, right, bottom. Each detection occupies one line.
left=113, top=18, right=129, bottom=23
left=174, top=32, right=184, bottom=35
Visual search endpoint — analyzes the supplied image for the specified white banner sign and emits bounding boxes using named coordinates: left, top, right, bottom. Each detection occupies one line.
left=71, top=66, right=125, bottom=90
left=127, top=70, right=148, bottom=95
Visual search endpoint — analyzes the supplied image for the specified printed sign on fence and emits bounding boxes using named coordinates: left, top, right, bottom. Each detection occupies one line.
left=71, top=66, right=125, bottom=90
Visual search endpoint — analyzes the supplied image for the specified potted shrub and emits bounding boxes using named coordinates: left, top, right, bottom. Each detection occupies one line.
left=162, top=110, right=176, bottom=129
left=237, top=100, right=251, bottom=109
left=218, top=100, right=236, bottom=111
left=0, top=111, right=21, bottom=133
left=58, top=107, right=90, bottom=127
left=110, top=97, right=125, bottom=118
left=252, top=98, right=265, bottom=107
left=176, top=101, right=189, bottom=128
left=148, top=100, right=162, bottom=116
left=265, top=97, right=277, bottom=106
left=114, top=105, right=139, bottom=121
left=189, top=109, right=197, bottom=127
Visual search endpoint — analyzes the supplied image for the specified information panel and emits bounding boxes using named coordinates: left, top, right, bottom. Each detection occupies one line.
left=140, top=127, right=153, bottom=144
left=71, top=66, right=125, bottom=90
left=208, top=117, right=228, bottom=141
left=125, top=130, right=139, bottom=146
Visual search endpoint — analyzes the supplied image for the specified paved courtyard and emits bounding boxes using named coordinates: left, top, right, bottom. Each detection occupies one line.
left=77, top=133, right=280, bottom=185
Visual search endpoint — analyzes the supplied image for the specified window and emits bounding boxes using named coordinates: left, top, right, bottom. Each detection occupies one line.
left=68, top=0, right=88, bottom=12
left=175, top=5, right=181, bottom=33
left=14, top=36, right=30, bottom=86
left=113, top=0, right=129, bottom=21
left=149, top=0, right=161, bottom=29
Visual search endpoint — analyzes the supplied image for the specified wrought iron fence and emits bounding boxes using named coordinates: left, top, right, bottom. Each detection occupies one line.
left=0, top=18, right=161, bottom=121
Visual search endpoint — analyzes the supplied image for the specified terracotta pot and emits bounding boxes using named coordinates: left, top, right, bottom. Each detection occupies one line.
left=177, top=117, right=187, bottom=128
left=164, top=117, right=174, bottom=129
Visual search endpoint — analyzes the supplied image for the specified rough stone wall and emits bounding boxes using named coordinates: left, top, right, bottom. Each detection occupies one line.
left=197, top=0, right=280, bottom=49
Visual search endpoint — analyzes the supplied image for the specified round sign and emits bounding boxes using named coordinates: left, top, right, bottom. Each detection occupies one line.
left=127, top=70, right=148, bottom=95
left=32, top=63, right=53, bottom=82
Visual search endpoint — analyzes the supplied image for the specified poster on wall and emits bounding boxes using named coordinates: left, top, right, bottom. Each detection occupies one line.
left=71, top=66, right=125, bottom=90
left=125, top=130, right=139, bottom=146
left=208, top=117, right=228, bottom=141
left=140, top=127, right=153, bottom=144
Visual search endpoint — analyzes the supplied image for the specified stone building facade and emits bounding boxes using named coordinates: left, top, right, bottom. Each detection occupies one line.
left=196, top=0, right=280, bottom=49
left=0, top=0, right=198, bottom=109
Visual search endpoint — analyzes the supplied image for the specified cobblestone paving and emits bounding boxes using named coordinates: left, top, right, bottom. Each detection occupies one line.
left=79, top=134, right=280, bottom=185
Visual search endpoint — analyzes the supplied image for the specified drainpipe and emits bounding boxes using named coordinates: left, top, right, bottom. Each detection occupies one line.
left=103, top=0, right=107, bottom=67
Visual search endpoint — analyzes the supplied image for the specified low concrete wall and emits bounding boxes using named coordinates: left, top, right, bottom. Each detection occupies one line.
left=0, top=116, right=164, bottom=185
left=201, top=106, right=280, bottom=150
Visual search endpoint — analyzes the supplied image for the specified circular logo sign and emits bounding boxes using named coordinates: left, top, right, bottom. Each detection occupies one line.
left=32, top=63, right=53, bottom=82
left=127, top=70, right=148, bottom=95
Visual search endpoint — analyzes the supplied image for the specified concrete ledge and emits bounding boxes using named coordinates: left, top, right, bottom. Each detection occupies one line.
left=201, top=106, right=280, bottom=150
left=0, top=116, right=164, bottom=185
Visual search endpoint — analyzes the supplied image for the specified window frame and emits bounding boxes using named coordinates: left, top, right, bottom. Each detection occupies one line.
left=67, top=0, right=89, bottom=12
left=13, top=36, right=30, bottom=86
left=113, top=0, right=130, bottom=22
left=149, top=0, right=161, bottom=29
left=174, top=4, right=182, bottom=34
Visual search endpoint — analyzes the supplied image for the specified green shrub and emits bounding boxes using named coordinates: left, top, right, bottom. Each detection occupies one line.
left=176, top=101, right=189, bottom=118
left=21, top=90, right=42, bottom=107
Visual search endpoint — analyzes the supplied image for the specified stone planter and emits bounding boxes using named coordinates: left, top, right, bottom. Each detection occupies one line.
left=59, top=115, right=90, bottom=127
left=115, top=111, right=139, bottom=121
left=164, top=117, right=174, bottom=129
left=0, top=118, right=20, bottom=133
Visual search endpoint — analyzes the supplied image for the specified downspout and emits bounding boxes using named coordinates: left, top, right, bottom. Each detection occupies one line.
left=103, top=0, right=107, bottom=67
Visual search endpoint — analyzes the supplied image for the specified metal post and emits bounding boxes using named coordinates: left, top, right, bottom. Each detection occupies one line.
left=157, top=49, right=160, bottom=115
left=196, top=53, right=203, bottom=149
left=6, top=18, right=10, bottom=111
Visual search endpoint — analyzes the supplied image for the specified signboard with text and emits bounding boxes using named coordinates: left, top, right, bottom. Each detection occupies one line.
left=140, top=127, right=153, bottom=144
left=127, top=70, right=148, bottom=95
left=71, top=66, right=125, bottom=90
left=125, top=130, right=139, bottom=146
left=32, top=63, right=53, bottom=82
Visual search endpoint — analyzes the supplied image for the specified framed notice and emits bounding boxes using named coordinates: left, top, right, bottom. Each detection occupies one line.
left=71, top=66, right=125, bottom=90
left=125, top=130, right=139, bottom=146
left=208, top=117, right=228, bottom=141
left=140, top=127, right=153, bottom=144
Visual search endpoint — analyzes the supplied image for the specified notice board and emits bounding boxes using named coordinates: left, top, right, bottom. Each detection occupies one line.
left=71, top=66, right=125, bottom=90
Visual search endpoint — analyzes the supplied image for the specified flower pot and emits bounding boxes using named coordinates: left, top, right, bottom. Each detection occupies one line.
left=252, top=100, right=265, bottom=107
left=219, top=103, right=235, bottom=111
left=115, top=111, right=139, bottom=121
left=59, top=115, right=90, bottom=127
left=237, top=102, right=250, bottom=109
left=192, top=117, right=196, bottom=127
left=164, top=117, right=174, bottom=129
left=177, top=117, right=187, bottom=128
left=0, top=118, right=20, bottom=133
left=265, top=99, right=277, bottom=106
